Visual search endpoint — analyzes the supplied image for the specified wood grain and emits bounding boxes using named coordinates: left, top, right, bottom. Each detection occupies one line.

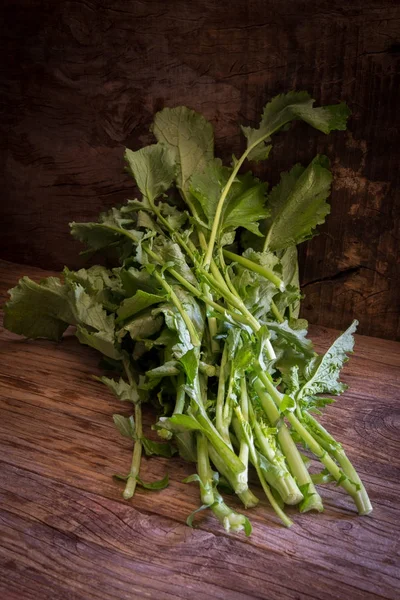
left=0, top=259, right=399, bottom=599
left=0, top=1, right=399, bottom=339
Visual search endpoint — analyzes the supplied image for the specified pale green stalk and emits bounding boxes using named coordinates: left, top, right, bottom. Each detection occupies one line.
left=122, top=358, right=143, bottom=500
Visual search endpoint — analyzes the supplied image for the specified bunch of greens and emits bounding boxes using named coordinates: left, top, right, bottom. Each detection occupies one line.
left=4, top=91, right=372, bottom=535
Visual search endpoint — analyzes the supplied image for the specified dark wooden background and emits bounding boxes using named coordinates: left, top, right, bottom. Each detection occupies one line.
left=1, top=0, right=399, bottom=340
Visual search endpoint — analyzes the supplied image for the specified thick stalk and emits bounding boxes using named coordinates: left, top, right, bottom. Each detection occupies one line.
left=234, top=406, right=292, bottom=527
left=248, top=401, right=303, bottom=505
left=303, top=412, right=372, bottom=515
left=207, top=443, right=259, bottom=507
left=253, top=377, right=323, bottom=512
left=239, top=378, right=250, bottom=481
left=257, top=371, right=369, bottom=512
left=210, top=490, right=251, bottom=534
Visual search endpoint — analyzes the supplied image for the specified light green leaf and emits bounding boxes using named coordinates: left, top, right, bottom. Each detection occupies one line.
left=178, top=348, right=199, bottom=383
left=158, top=414, right=203, bottom=434
left=279, top=246, right=300, bottom=317
left=299, top=320, right=358, bottom=399
left=190, top=160, right=269, bottom=236
left=268, top=321, right=314, bottom=357
left=146, top=361, right=181, bottom=379
left=242, top=91, right=350, bottom=162
left=4, top=276, right=74, bottom=341
left=113, top=414, right=136, bottom=439
left=119, top=311, right=164, bottom=342
left=124, top=144, right=175, bottom=202
left=152, top=239, right=198, bottom=288
left=69, top=284, right=115, bottom=334
left=76, top=326, right=122, bottom=360
left=137, top=474, right=169, bottom=490
left=264, top=156, right=333, bottom=251
left=96, top=376, right=139, bottom=404
left=152, top=106, right=214, bottom=193
left=280, top=394, right=296, bottom=413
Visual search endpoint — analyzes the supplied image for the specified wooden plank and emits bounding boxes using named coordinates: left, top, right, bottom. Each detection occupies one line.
left=0, top=259, right=400, bottom=598
left=0, top=2, right=399, bottom=339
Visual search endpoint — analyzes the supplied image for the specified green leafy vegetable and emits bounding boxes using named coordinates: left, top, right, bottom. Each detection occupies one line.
left=3, top=90, right=372, bottom=536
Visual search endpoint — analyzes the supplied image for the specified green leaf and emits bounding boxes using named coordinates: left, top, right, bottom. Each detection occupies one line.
left=152, top=106, right=214, bottom=193
left=118, top=312, right=164, bottom=342
left=299, top=321, right=358, bottom=400
left=137, top=474, right=169, bottom=490
left=117, top=291, right=165, bottom=322
left=96, top=376, right=139, bottom=403
left=141, top=437, right=176, bottom=458
left=124, top=144, right=175, bottom=202
left=230, top=249, right=281, bottom=319
left=268, top=321, right=314, bottom=357
left=4, top=276, right=74, bottom=341
left=175, top=432, right=197, bottom=463
left=264, top=156, right=333, bottom=251
left=186, top=504, right=210, bottom=527
left=158, top=414, right=203, bottom=434
left=113, top=414, right=136, bottom=439
left=152, top=239, right=198, bottom=288
left=70, top=206, right=142, bottom=257
left=69, top=284, right=116, bottom=334
left=190, top=160, right=269, bottom=237
left=242, top=91, right=350, bottom=162
left=120, top=267, right=162, bottom=296
left=279, top=246, right=300, bottom=317
left=146, top=360, right=181, bottom=379
left=178, top=348, right=199, bottom=383
left=280, top=394, right=296, bottom=413
left=76, top=326, right=122, bottom=360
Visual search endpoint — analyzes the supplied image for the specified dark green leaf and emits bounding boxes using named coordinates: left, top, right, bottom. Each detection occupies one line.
left=117, top=290, right=165, bottom=322
left=141, top=436, right=177, bottom=457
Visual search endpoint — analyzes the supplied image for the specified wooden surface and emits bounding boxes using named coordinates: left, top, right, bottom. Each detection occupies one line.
left=0, top=259, right=399, bottom=600
left=0, top=1, right=400, bottom=339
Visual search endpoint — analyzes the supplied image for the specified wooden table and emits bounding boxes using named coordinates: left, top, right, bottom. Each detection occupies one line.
left=0, top=259, right=399, bottom=600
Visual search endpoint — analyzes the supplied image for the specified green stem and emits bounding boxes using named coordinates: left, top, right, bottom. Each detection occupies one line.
left=234, top=406, right=292, bottom=527
left=253, top=377, right=323, bottom=512
left=153, top=271, right=200, bottom=347
left=303, top=412, right=372, bottom=515
left=257, top=371, right=368, bottom=512
left=271, top=300, right=285, bottom=323
left=238, top=378, right=250, bottom=476
left=122, top=358, right=143, bottom=500
left=248, top=401, right=303, bottom=505
left=173, top=373, right=186, bottom=415
left=196, top=433, right=215, bottom=506
left=216, top=342, right=228, bottom=438
left=223, top=249, right=285, bottom=292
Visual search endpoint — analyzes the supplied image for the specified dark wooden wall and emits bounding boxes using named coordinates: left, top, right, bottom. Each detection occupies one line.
left=1, top=0, right=399, bottom=340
